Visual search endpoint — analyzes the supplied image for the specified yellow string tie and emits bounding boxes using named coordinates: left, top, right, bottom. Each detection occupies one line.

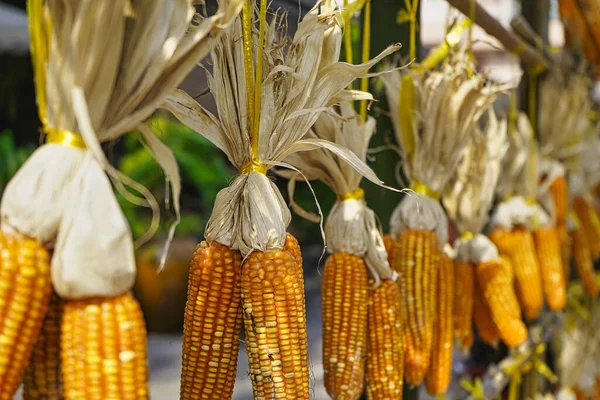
left=460, top=378, right=485, bottom=399
left=512, top=42, right=528, bottom=56
left=28, top=0, right=51, bottom=127
left=240, top=160, right=268, bottom=175
left=460, top=232, right=475, bottom=240
left=45, top=128, right=87, bottom=150
left=338, top=188, right=365, bottom=202
left=410, top=180, right=440, bottom=201
left=420, top=19, right=472, bottom=71
left=396, top=0, right=419, bottom=60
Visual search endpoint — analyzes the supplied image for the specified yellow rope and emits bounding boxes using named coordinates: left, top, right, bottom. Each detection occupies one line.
left=344, top=0, right=354, bottom=92
left=27, top=0, right=50, bottom=128
left=251, top=0, right=267, bottom=163
left=241, top=0, right=255, bottom=152
left=337, top=187, right=365, bottom=201
left=46, top=129, right=87, bottom=150
left=359, top=0, right=371, bottom=121
left=410, top=180, right=440, bottom=200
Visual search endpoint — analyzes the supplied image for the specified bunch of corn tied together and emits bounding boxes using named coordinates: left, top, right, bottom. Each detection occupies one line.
left=381, top=47, right=508, bottom=394
left=163, top=0, right=401, bottom=397
left=0, top=0, right=242, bottom=398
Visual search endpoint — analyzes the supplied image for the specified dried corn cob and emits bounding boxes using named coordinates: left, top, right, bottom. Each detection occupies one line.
left=476, top=261, right=527, bottom=347
left=23, top=292, right=64, bottom=400
left=322, top=252, right=368, bottom=400
left=180, top=241, right=243, bottom=400
left=0, top=233, right=52, bottom=400
left=61, top=292, right=149, bottom=400
left=549, top=177, right=568, bottom=228
left=572, top=228, right=599, bottom=298
left=473, top=278, right=499, bottom=346
left=453, top=261, right=474, bottom=352
left=242, top=233, right=309, bottom=399
left=392, top=229, right=438, bottom=386
left=383, top=235, right=395, bottom=265
left=425, top=253, right=454, bottom=395
left=573, top=196, right=600, bottom=259
left=365, top=280, right=404, bottom=400
left=491, top=228, right=543, bottom=320
left=533, top=227, right=567, bottom=310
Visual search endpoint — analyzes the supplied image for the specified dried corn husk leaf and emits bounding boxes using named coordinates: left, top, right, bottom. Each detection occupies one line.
left=539, top=71, right=594, bottom=169
left=279, top=103, right=397, bottom=284
left=163, top=1, right=400, bottom=256
left=1, top=0, right=242, bottom=299
left=382, top=51, right=508, bottom=244
left=444, top=109, right=508, bottom=263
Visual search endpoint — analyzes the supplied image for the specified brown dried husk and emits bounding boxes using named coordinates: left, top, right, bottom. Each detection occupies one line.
left=381, top=51, right=508, bottom=244
left=279, top=103, right=397, bottom=285
left=0, top=0, right=242, bottom=299
left=163, top=1, right=400, bottom=256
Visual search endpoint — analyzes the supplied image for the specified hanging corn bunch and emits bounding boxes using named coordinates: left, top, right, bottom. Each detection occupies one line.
left=279, top=102, right=400, bottom=400
left=0, top=1, right=241, bottom=398
left=163, top=1, right=400, bottom=397
left=381, top=48, right=507, bottom=386
left=444, top=110, right=527, bottom=349
left=488, top=111, right=544, bottom=320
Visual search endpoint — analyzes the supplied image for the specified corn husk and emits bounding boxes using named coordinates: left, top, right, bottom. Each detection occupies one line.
left=539, top=71, right=593, bottom=169
left=163, top=1, right=400, bottom=256
left=443, top=109, right=508, bottom=264
left=489, top=111, right=541, bottom=230
left=0, top=0, right=242, bottom=299
left=279, top=103, right=397, bottom=285
left=381, top=51, right=508, bottom=245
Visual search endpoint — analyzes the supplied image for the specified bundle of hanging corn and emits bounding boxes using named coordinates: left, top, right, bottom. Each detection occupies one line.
left=163, top=1, right=400, bottom=397
left=488, top=111, right=546, bottom=320
left=0, top=1, right=241, bottom=398
left=280, top=102, right=402, bottom=400
left=539, top=70, right=594, bottom=279
left=381, top=49, right=507, bottom=386
left=444, top=109, right=528, bottom=353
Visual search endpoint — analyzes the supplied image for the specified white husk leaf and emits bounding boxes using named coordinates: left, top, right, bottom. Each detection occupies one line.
left=382, top=50, right=509, bottom=244
left=163, top=1, right=400, bottom=256
left=280, top=103, right=397, bottom=283
left=495, top=111, right=532, bottom=199
left=443, top=109, right=508, bottom=264
left=1, top=0, right=242, bottom=299
left=539, top=71, right=595, bottom=169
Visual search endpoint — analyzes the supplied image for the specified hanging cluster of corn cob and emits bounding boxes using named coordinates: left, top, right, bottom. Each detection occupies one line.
left=539, top=69, right=600, bottom=300
left=163, top=0, right=401, bottom=397
left=280, top=101, right=402, bottom=400
left=0, top=0, right=242, bottom=398
left=444, top=109, right=528, bottom=349
left=381, top=45, right=508, bottom=393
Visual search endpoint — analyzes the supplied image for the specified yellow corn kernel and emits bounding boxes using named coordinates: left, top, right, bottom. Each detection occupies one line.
left=0, top=233, right=52, bottom=400
left=573, top=196, right=600, bottom=259
left=453, top=261, right=474, bottom=352
left=392, top=229, right=438, bottom=386
left=492, top=228, right=543, bottom=320
left=383, top=235, right=395, bottom=265
left=242, top=233, right=309, bottom=400
left=476, top=261, right=527, bottom=347
left=365, top=280, right=404, bottom=399
left=23, top=292, right=64, bottom=400
left=572, top=228, right=599, bottom=298
left=533, top=227, right=566, bottom=310
left=180, top=241, right=243, bottom=399
left=61, top=292, right=149, bottom=400
left=473, top=278, right=499, bottom=347
left=425, top=253, right=454, bottom=396
left=322, top=252, right=368, bottom=400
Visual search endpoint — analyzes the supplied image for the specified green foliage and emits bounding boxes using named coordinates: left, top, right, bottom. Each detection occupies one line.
left=0, top=130, right=35, bottom=194
left=118, top=116, right=233, bottom=238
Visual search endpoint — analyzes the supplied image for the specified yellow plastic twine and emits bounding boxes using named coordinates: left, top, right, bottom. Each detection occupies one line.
left=410, top=180, right=440, bottom=200
left=420, top=19, right=472, bottom=71
left=240, top=0, right=267, bottom=174
left=343, top=0, right=354, bottom=92
left=45, top=129, right=87, bottom=150
left=396, top=0, right=419, bottom=61
left=337, top=187, right=365, bottom=202
left=359, top=0, right=371, bottom=121
left=460, top=377, right=485, bottom=399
